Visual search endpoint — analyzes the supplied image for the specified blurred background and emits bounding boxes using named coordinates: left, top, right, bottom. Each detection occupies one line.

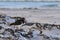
left=0, top=0, right=59, bottom=8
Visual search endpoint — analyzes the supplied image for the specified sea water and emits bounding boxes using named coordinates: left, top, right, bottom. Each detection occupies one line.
left=0, top=2, right=60, bottom=8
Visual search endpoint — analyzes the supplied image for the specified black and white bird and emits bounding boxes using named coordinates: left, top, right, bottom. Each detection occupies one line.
left=5, top=16, right=26, bottom=26
left=9, top=17, right=26, bottom=26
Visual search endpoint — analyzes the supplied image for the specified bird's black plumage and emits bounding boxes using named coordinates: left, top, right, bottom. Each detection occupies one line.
left=10, top=17, right=25, bottom=26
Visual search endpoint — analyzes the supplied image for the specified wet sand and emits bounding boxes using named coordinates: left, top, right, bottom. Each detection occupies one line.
left=0, top=8, right=60, bottom=24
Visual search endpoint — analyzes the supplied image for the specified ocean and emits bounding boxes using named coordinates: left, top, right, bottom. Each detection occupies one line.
left=0, top=2, right=60, bottom=8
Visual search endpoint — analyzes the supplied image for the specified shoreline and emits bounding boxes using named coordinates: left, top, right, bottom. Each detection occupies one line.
left=0, top=8, right=60, bottom=24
